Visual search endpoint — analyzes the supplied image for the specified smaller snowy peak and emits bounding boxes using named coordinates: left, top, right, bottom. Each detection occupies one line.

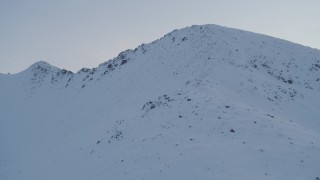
left=25, top=60, right=74, bottom=76
left=17, top=61, right=74, bottom=89
left=25, top=61, right=60, bottom=81
left=27, top=60, right=58, bottom=73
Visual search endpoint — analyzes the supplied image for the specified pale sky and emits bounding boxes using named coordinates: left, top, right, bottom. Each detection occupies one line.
left=1, top=0, right=319, bottom=73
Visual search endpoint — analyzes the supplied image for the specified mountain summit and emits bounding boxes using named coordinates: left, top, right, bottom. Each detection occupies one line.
left=1, top=24, right=320, bottom=180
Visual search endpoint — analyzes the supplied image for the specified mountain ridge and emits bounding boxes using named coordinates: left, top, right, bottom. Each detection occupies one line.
left=1, top=24, right=320, bottom=180
left=12, top=24, right=320, bottom=74
left=8, top=24, right=320, bottom=93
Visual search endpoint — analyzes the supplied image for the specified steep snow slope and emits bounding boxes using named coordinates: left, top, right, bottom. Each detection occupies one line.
left=1, top=24, right=320, bottom=180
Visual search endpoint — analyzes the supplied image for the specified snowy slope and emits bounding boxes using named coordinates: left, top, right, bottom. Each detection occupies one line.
left=1, top=24, right=320, bottom=180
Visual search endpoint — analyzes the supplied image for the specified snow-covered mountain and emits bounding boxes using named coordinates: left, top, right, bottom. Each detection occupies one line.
left=1, top=24, right=320, bottom=180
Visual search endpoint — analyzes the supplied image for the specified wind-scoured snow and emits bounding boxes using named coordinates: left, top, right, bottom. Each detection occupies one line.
left=1, top=24, right=320, bottom=180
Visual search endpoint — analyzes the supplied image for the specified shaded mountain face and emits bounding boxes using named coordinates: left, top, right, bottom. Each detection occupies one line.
left=1, top=24, right=320, bottom=180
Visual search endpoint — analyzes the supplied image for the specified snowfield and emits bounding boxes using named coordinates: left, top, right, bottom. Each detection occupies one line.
left=1, top=24, right=320, bottom=180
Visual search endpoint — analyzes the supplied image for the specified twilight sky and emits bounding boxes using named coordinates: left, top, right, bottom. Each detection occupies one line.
left=1, top=0, right=320, bottom=73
